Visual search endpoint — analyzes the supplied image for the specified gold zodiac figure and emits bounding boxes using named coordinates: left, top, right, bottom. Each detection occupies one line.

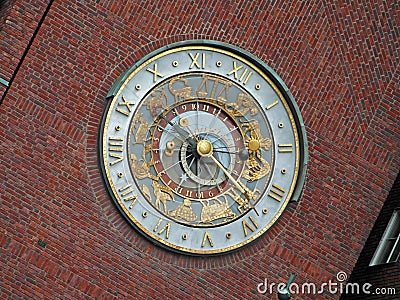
left=242, top=119, right=272, bottom=152
left=152, top=181, right=175, bottom=213
left=200, top=196, right=236, bottom=224
left=239, top=119, right=272, bottom=181
left=227, top=93, right=259, bottom=116
left=146, top=87, right=168, bottom=118
left=132, top=113, right=150, bottom=144
left=142, top=184, right=152, bottom=202
left=243, top=155, right=271, bottom=182
left=196, top=74, right=232, bottom=103
left=168, top=77, right=193, bottom=102
left=169, top=199, right=197, bottom=222
left=130, top=153, right=150, bottom=180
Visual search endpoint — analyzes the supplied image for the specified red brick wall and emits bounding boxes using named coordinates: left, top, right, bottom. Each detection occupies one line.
left=0, top=0, right=399, bottom=299
left=341, top=172, right=400, bottom=299
left=0, top=0, right=51, bottom=100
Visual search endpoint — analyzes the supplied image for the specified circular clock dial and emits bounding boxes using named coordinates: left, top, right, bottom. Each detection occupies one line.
left=100, top=41, right=307, bottom=255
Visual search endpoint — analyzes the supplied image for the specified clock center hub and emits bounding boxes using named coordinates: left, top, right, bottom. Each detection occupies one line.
left=197, top=139, right=213, bottom=157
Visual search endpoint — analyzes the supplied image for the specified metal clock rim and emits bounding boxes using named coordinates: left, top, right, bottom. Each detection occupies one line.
left=99, top=40, right=308, bottom=255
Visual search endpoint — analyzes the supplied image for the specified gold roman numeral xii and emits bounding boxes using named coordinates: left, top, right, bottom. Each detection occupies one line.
left=227, top=61, right=252, bottom=85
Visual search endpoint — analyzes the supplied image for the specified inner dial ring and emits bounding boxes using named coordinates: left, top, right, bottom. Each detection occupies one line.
left=180, top=127, right=236, bottom=187
left=151, top=100, right=245, bottom=201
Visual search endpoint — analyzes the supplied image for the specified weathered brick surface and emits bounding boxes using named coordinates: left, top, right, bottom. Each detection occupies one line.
left=0, top=0, right=399, bottom=299
left=341, top=172, right=400, bottom=299
left=0, top=0, right=51, bottom=100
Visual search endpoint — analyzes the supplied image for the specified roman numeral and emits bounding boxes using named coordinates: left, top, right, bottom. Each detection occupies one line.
left=115, top=95, right=136, bottom=116
left=189, top=52, right=206, bottom=69
left=118, top=184, right=138, bottom=209
left=201, top=231, right=214, bottom=247
left=278, top=144, right=293, bottom=153
left=266, top=100, right=279, bottom=110
left=146, top=63, right=164, bottom=82
left=242, top=216, right=259, bottom=237
left=268, top=183, right=286, bottom=202
left=108, top=137, right=124, bottom=166
left=202, top=104, right=210, bottom=111
left=227, top=61, right=252, bottom=84
left=153, top=219, right=170, bottom=239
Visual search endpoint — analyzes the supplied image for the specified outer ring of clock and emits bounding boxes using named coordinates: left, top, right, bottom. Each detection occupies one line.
left=99, top=40, right=308, bottom=255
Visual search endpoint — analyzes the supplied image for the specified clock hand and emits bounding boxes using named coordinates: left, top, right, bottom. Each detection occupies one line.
left=208, top=154, right=252, bottom=198
left=158, top=112, right=197, bottom=148
left=172, top=108, right=200, bottom=143
left=197, top=139, right=255, bottom=204
left=158, top=112, right=189, bottom=137
left=212, top=146, right=249, bottom=161
left=209, top=153, right=259, bottom=215
left=212, top=149, right=242, bottom=155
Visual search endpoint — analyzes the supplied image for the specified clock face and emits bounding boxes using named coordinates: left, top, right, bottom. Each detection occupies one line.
left=100, top=41, right=307, bottom=255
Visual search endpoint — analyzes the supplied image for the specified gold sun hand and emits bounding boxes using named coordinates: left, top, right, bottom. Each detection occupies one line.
left=196, top=139, right=254, bottom=204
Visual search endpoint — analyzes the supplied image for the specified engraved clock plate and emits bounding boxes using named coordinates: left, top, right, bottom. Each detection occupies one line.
left=99, top=40, right=307, bottom=255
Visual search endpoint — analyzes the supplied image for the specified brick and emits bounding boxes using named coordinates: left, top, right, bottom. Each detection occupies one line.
left=0, top=1, right=399, bottom=300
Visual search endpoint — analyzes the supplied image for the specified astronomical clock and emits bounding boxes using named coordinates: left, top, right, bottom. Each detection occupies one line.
left=99, top=40, right=307, bottom=255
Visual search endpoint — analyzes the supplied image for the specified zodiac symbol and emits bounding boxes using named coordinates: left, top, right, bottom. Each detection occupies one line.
left=200, top=196, right=236, bottom=224
left=196, top=74, right=231, bottom=103
left=243, top=155, right=271, bottom=182
left=226, top=93, right=259, bottom=116
left=132, top=113, right=150, bottom=144
left=168, top=77, right=193, bottom=102
left=152, top=180, right=175, bottom=213
left=146, top=87, right=168, bottom=118
left=239, top=119, right=272, bottom=182
left=241, top=119, right=272, bottom=151
left=169, top=199, right=197, bottom=222
left=142, top=184, right=152, bottom=201
left=130, top=153, right=150, bottom=180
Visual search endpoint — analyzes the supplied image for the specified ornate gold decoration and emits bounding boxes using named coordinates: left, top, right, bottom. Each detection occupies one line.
left=146, top=87, right=168, bottom=118
left=169, top=199, right=197, bottom=222
left=200, top=197, right=236, bottom=224
left=242, top=119, right=272, bottom=151
left=132, top=113, right=150, bottom=144
left=100, top=42, right=306, bottom=255
left=168, top=77, right=193, bottom=102
left=130, top=153, right=150, bottom=180
left=152, top=180, right=175, bottom=213
left=227, top=93, right=259, bottom=116
left=240, top=119, right=273, bottom=182
left=196, top=74, right=232, bottom=103
left=141, top=184, right=152, bottom=201
left=243, top=155, right=271, bottom=182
